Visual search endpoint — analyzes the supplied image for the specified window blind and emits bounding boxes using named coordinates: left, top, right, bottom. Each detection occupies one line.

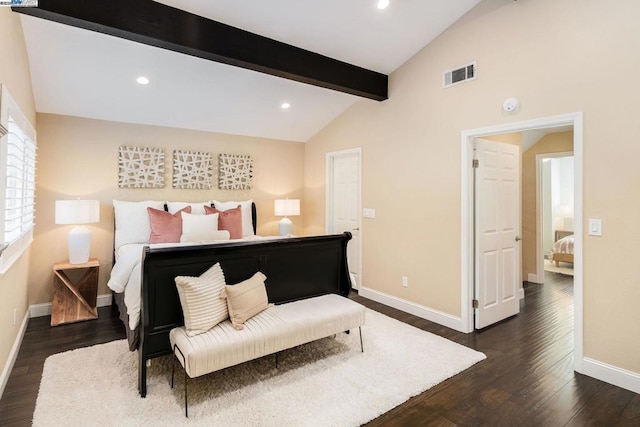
left=5, top=117, right=36, bottom=244
left=0, top=84, right=37, bottom=273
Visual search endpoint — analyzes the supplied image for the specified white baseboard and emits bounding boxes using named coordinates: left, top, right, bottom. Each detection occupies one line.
left=29, top=293, right=113, bottom=318
left=519, top=288, right=525, bottom=300
left=29, top=301, right=52, bottom=318
left=97, top=293, right=113, bottom=307
left=527, top=273, right=540, bottom=283
left=582, top=357, right=640, bottom=394
left=0, top=310, right=29, bottom=399
left=358, top=286, right=465, bottom=332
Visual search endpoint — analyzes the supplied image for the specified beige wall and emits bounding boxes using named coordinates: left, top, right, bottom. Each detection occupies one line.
left=305, top=0, right=640, bottom=374
left=521, top=131, right=573, bottom=278
left=0, top=9, right=36, bottom=384
left=484, top=132, right=522, bottom=146
left=31, top=113, right=304, bottom=304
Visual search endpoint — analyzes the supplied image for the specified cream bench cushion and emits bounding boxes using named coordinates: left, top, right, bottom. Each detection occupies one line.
left=170, top=293, right=366, bottom=378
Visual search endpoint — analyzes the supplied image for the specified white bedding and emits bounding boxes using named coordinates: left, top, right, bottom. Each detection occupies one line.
left=107, top=236, right=285, bottom=331
left=552, top=234, right=574, bottom=255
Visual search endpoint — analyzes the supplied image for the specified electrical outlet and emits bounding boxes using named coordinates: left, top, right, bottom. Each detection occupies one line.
left=402, top=276, right=408, bottom=288
left=13, top=308, right=17, bottom=325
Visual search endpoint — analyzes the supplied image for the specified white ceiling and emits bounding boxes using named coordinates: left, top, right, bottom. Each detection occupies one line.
left=20, top=0, right=481, bottom=142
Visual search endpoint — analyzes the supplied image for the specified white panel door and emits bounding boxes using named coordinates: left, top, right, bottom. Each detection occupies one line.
left=475, top=138, right=520, bottom=329
left=328, top=150, right=361, bottom=289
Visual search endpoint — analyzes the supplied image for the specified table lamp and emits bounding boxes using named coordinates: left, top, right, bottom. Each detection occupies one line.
left=274, top=199, right=300, bottom=236
left=55, top=199, right=100, bottom=264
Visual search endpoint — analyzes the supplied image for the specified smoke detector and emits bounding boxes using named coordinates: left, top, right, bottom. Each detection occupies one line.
left=502, top=97, right=520, bottom=114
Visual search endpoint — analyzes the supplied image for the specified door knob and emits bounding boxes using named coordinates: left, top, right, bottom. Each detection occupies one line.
left=515, top=236, right=522, bottom=242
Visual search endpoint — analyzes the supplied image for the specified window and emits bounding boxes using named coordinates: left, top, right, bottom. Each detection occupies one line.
left=0, top=85, right=37, bottom=273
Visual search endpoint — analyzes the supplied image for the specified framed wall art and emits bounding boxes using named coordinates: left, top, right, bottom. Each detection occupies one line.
left=172, top=150, right=213, bottom=189
left=218, top=153, right=253, bottom=190
left=118, top=146, right=165, bottom=188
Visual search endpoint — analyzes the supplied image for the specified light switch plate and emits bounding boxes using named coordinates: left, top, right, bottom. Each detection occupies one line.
left=588, top=218, right=602, bottom=236
left=363, top=208, right=376, bottom=219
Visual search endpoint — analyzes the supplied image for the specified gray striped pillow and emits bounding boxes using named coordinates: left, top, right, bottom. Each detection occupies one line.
left=175, top=263, right=229, bottom=336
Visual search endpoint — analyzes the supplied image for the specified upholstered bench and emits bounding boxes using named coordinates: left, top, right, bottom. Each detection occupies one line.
left=169, top=293, right=366, bottom=416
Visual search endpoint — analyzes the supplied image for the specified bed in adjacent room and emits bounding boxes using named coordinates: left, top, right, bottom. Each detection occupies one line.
left=551, top=230, right=574, bottom=267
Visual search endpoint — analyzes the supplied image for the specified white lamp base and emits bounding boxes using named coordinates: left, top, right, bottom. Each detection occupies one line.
left=68, top=225, right=91, bottom=264
left=278, top=217, right=293, bottom=236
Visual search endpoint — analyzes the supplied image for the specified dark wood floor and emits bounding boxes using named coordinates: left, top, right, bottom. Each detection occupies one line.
left=0, top=306, right=125, bottom=426
left=1, top=272, right=639, bottom=426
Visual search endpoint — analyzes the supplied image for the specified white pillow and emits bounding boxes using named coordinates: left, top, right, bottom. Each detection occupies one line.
left=167, top=201, right=211, bottom=215
left=180, top=230, right=230, bottom=243
left=175, top=263, right=229, bottom=336
left=113, top=200, right=165, bottom=249
left=211, top=199, right=254, bottom=236
left=181, top=211, right=218, bottom=236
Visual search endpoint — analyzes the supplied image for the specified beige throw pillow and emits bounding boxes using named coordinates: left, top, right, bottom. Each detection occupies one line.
left=221, top=272, right=269, bottom=330
left=175, top=263, right=228, bottom=336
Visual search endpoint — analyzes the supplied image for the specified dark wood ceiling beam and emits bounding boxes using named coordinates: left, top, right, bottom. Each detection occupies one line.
left=14, top=0, right=388, bottom=101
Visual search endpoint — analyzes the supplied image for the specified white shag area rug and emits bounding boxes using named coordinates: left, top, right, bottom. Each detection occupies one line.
left=33, top=309, right=485, bottom=426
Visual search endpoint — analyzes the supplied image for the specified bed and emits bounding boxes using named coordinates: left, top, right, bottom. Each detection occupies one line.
left=551, top=230, right=574, bottom=266
left=109, top=200, right=260, bottom=351
left=107, top=199, right=353, bottom=397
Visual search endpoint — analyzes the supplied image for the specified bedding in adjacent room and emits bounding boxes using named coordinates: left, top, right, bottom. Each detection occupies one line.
left=552, top=234, right=574, bottom=255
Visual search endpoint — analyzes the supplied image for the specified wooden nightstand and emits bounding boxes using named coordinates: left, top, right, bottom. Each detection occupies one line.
left=51, top=259, right=99, bottom=326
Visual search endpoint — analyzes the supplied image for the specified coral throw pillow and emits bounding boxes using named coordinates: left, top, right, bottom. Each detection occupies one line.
left=204, top=205, right=243, bottom=239
left=147, top=206, right=191, bottom=243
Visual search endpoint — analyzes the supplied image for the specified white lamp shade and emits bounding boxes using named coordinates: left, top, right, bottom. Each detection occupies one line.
left=55, top=200, right=100, bottom=225
left=274, top=199, right=300, bottom=217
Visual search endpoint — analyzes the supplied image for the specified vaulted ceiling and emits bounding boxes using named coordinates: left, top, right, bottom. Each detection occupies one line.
left=18, top=0, right=481, bottom=142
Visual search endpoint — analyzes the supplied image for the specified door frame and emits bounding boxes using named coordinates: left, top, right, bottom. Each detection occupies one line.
left=534, top=151, right=574, bottom=284
left=326, top=147, right=363, bottom=289
left=461, top=112, right=584, bottom=373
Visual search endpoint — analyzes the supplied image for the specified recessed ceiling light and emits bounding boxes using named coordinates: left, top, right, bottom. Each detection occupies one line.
left=136, top=76, right=150, bottom=85
left=377, top=0, right=390, bottom=10
left=281, top=102, right=291, bottom=110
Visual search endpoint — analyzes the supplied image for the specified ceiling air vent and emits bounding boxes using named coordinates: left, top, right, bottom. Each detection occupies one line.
left=443, top=62, right=476, bottom=88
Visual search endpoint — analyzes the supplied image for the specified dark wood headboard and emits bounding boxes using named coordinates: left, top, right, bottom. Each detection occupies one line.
left=137, top=232, right=352, bottom=396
